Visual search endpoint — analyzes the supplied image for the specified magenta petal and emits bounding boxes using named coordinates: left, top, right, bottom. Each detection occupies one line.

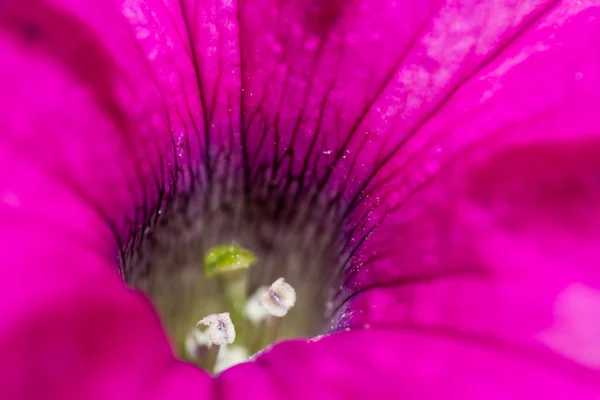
left=0, top=1, right=211, bottom=398
left=345, top=0, right=600, bottom=293
left=0, top=0, right=176, bottom=231
left=220, top=329, right=600, bottom=399
left=329, top=0, right=600, bottom=396
left=338, top=0, right=600, bottom=346
left=0, top=211, right=212, bottom=399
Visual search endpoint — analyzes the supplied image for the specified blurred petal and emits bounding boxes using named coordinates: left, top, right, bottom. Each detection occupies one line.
left=0, top=200, right=212, bottom=399
left=220, top=329, right=600, bottom=399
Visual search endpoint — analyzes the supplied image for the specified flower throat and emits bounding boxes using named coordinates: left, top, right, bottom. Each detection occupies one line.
left=119, top=175, right=348, bottom=373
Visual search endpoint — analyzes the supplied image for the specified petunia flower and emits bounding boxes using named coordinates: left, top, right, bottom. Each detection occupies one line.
left=1, top=0, right=600, bottom=398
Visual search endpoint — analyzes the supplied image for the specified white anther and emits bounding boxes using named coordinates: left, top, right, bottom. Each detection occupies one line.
left=260, top=278, right=296, bottom=317
left=214, top=345, right=250, bottom=374
left=196, top=312, right=236, bottom=346
left=244, top=286, right=270, bottom=325
left=184, top=328, right=212, bottom=360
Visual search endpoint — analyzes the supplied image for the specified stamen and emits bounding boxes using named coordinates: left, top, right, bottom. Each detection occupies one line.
left=243, top=286, right=270, bottom=325
left=184, top=327, right=223, bottom=373
left=197, top=312, right=236, bottom=346
left=260, top=278, right=297, bottom=317
left=184, top=328, right=212, bottom=361
left=184, top=329, right=212, bottom=360
left=214, top=345, right=250, bottom=374
left=192, top=313, right=238, bottom=373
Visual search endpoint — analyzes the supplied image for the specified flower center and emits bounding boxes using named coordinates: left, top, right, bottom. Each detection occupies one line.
left=120, top=178, right=347, bottom=373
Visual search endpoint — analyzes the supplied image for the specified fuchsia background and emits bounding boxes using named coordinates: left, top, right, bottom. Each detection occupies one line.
left=1, top=0, right=600, bottom=398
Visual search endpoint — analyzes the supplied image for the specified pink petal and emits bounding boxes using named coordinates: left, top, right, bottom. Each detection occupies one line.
left=337, top=0, right=600, bottom=352
left=0, top=205, right=212, bottom=399
left=0, top=0, right=210, bottom=398
left=219, top=329, right=600, bottom=399
left=329, top=0, right=600, bottom=397
left=0, top=0, right=176, bottom=232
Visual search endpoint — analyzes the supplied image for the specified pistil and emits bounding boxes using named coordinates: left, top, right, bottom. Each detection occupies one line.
left=204, top=245, right=256, bottom=341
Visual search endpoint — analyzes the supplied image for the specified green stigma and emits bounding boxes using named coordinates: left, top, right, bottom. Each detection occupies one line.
left=204, top=244, right=257, bottom=277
